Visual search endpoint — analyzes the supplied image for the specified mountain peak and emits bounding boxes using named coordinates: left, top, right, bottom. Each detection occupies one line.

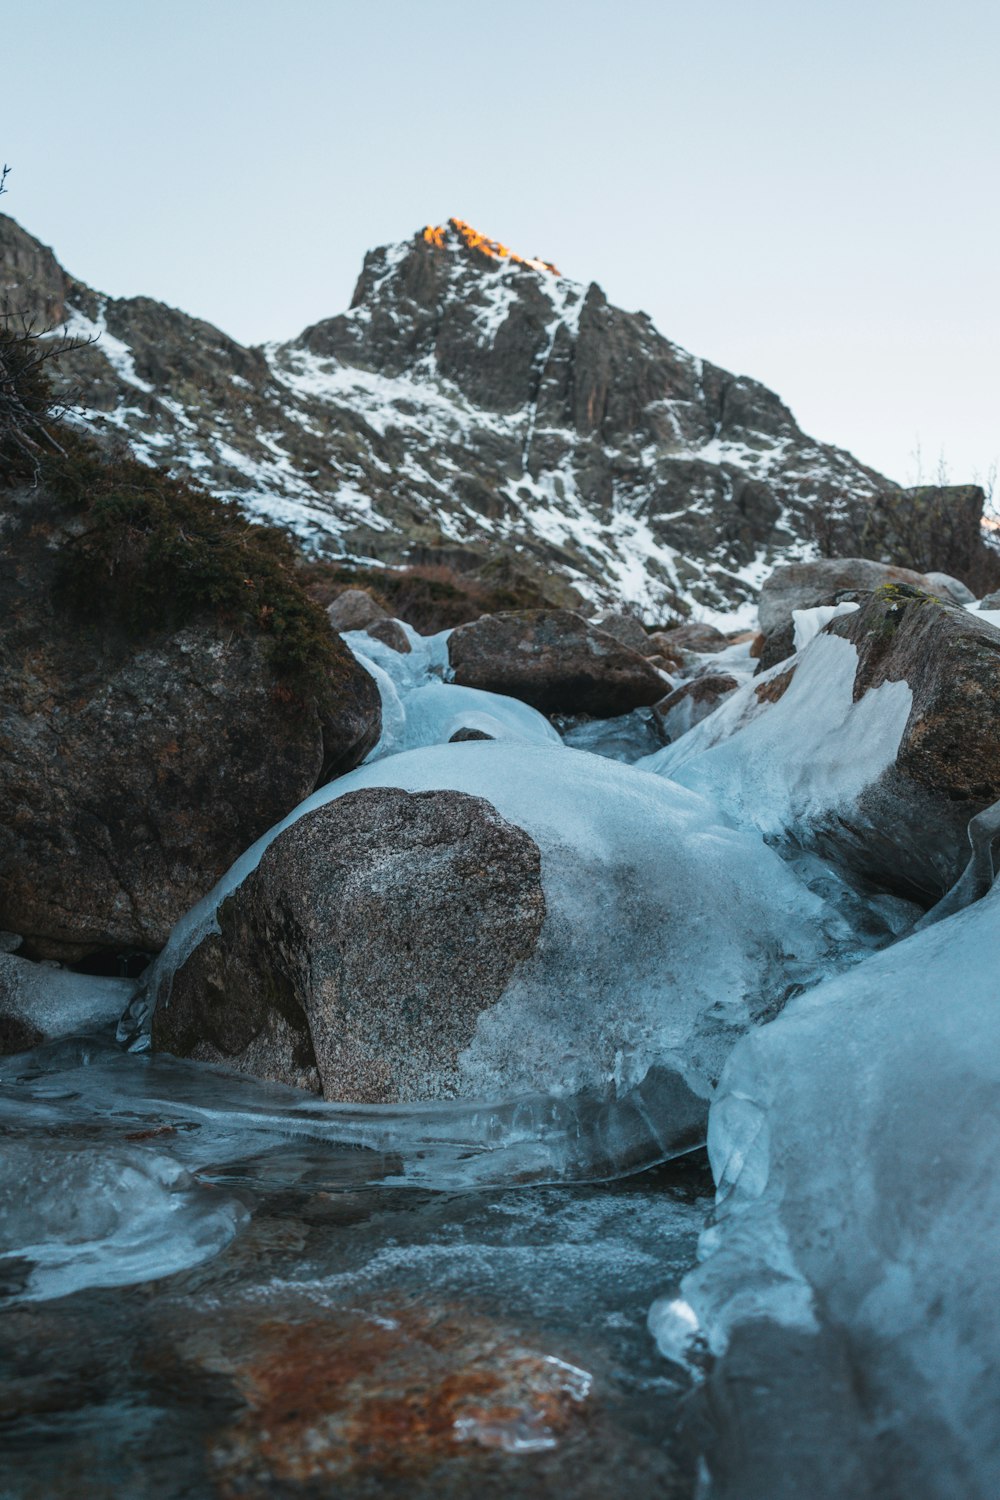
left=422, top=217, right=561, bottom=276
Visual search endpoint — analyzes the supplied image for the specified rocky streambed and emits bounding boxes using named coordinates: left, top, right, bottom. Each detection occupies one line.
left=4, top=560, right=1000, bottom=1499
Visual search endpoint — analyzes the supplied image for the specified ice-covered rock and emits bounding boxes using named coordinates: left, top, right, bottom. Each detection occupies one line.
left=646, top=585, right=1000, bottom=903
left=0, top=953, right=133, bottom=1055
left=154, top=786, right=548, bottom=1101
left=125, top=743, right=869, bottom=1166
left=663, top=872, right=1000, bottom=1500
left=757, top=557, right=971, bottom=636
left=447, top=610, right=665, bottom=717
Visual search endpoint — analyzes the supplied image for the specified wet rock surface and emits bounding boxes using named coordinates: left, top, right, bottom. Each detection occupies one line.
left=154, top=788, right=547, bottom=1101
left=447, top=610, right=665, bottom=717
left=0, top=1047, right=709, bottom=1500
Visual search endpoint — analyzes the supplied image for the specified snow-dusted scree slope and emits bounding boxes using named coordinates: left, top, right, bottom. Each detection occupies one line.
left=0, top=213, right=892, bottom=624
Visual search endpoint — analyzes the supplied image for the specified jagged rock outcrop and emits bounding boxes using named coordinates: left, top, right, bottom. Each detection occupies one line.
left=447, top=610, right=666, bottom=716
left=153, top=788, right=547, bottom=1102
left=0, top=479, right=380, bottom=960
left=7, top=211, right=980, bottom=621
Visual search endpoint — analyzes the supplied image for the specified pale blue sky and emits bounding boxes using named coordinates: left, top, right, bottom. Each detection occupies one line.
left=4, top=0, right=997, bottom=487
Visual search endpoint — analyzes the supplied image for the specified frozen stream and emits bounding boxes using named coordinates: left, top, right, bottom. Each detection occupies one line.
left=0, top=1032, right=710, bottom=1498
left=6, top=617, right=977, bottom=1498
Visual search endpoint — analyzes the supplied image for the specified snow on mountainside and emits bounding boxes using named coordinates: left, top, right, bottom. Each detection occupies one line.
left=0, top=213, right=893, bottom=624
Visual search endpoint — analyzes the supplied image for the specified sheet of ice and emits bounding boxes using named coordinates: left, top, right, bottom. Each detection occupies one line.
left=389, top=680, right=561, bottom=751
left=123, top=743, right=872, bottom=1129
left=665, top=881, right=1000, bottom=1498
left=791, top=600, right=859, bottom=652
left=557, top=708, right=667, bottom=763
left=340, top=627, right=559, bottom=760
left=0, top=1140, right=247, bottom=1303
left=641, top=633, right=913, bottom=840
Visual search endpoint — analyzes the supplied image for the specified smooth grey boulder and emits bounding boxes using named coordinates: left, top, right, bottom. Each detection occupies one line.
left=757, top=558, right=971, bottom=636
left=326, top=589, right=388, bottom=632
left=663, top=622, right=731, bottom=654
left=447, top=610, right=664, bottom=717
left=152, top=788, right=547, bottom=1102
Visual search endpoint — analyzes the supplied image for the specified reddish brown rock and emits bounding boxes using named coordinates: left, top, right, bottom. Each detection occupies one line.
left=174, top=1300, right=592, bottom=1492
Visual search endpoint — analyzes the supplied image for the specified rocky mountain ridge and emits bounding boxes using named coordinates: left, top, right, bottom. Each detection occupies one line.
left=0, top=212, right=987, bottom=623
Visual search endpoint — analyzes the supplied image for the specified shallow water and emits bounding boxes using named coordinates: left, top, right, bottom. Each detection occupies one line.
left=0, top=1033, right=710, bottom=1498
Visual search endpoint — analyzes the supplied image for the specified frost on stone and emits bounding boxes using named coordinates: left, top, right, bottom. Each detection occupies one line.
left=671, top=878, right=1000, bottom=1498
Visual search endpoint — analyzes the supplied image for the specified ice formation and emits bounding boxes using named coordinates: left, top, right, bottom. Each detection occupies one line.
left=120, top=737, right=881, bottom=1175
left=650, top=871, right=1000, bottom=1498
left=643, top=631, right=913, bottom=840
left=0, top=1137, right=246, bottom=1303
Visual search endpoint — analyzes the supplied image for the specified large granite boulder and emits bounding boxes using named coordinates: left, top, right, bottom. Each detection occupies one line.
left=447, top=610, right=664, bottom=717
left=136, top=743, right=864, bottom=1159
left=326, top=588, right=387, bottom=632
left=661, top=622, right=731, bottom=654
left=0, top=478, right=381, bottom=960
left=154, top=787, right=547, bottom=1101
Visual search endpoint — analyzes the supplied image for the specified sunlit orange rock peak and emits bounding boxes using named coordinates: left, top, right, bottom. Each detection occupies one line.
left=422, top=218, right=560, bottom=276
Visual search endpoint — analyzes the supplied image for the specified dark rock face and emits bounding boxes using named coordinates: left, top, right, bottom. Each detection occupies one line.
left=1, top=211, right=918, bottom=619
left=825, top=586, right=1000, bottom=900
left=758, top=558, right=970, bottom=636
left=153, top=788, right=547, bottom=1102
left=592, top=609, right=650, bottom=653
left=0, top=486, right=380, bottom=959
left=447, top=610, right=665, bottom=717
